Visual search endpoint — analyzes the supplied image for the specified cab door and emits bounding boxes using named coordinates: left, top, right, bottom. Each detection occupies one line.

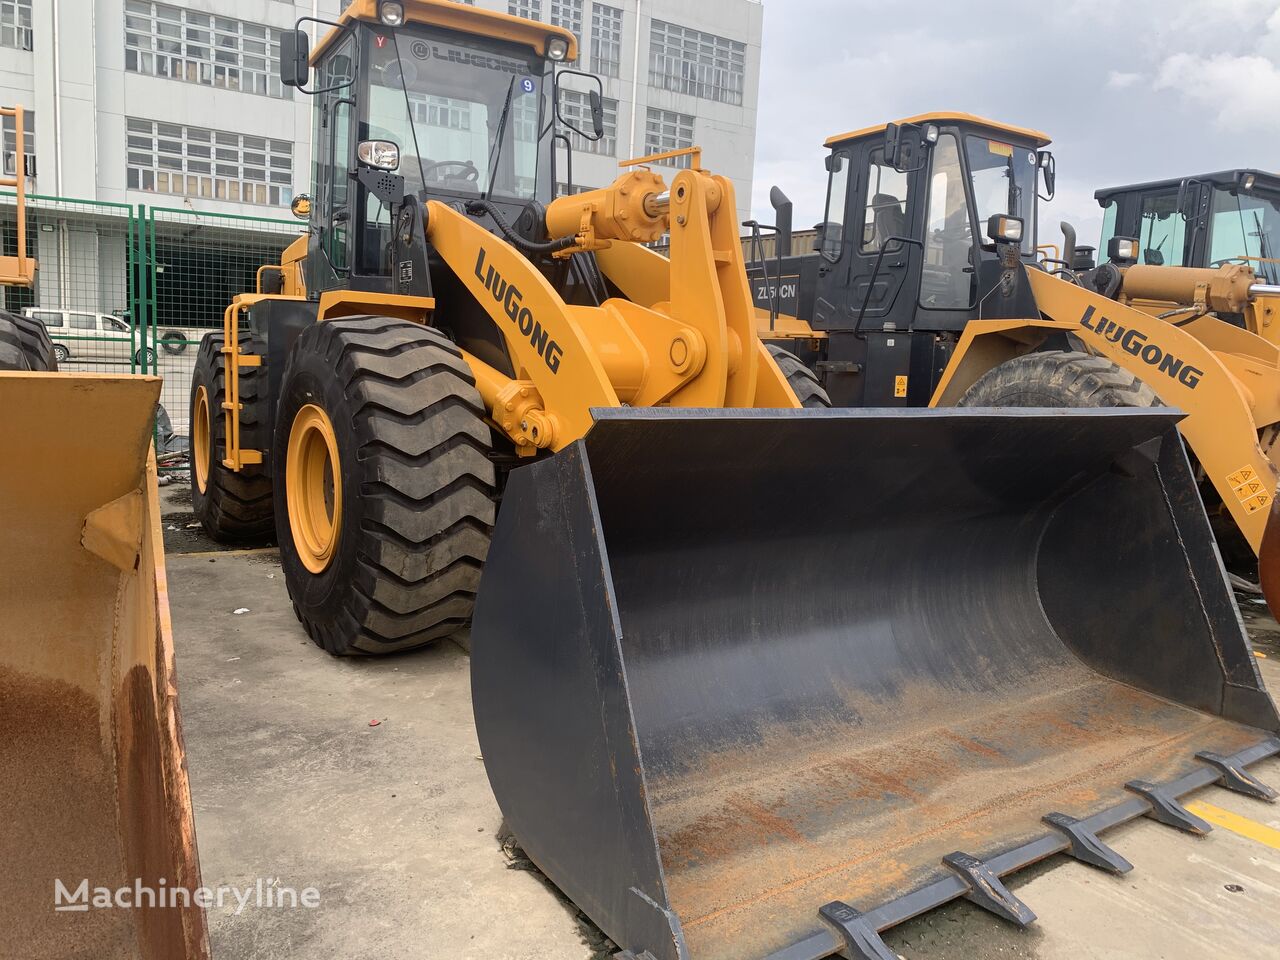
left=842, top=143, right=921, bottom=333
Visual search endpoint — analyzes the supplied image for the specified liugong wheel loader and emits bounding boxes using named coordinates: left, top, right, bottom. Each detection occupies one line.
left=0, top=106, right=209, bottom=958
left=195, top=13, right=1280, bottom=960
left=750, top=113, right=1280, bottom=585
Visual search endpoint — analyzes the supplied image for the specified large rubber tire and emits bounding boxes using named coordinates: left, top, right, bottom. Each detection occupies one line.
left=957, top=350, right=1159, bottom=409
left=273, top=317, right=497, bottom=656
left=0, top=310, right=58, bottom=371
left=766, top=343, right=831, bottom=408
left=189, top=331, right=275, bottom=541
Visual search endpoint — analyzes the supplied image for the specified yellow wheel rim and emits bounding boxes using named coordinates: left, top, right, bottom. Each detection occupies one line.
left=193, top=385, right=211, bottom=495
left=286, top=403, right=343, bottom=574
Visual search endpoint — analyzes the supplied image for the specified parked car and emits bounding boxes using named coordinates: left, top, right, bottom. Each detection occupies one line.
left=22, top=307, right=157, bottom=367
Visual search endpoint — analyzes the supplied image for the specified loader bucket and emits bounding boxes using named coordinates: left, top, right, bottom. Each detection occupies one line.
left=0, top=374, right=209, bottom=960
left=473, top=407, right=1280, bottom=960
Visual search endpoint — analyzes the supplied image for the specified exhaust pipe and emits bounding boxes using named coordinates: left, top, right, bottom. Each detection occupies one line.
left=770, top=186, right=793, bottom=257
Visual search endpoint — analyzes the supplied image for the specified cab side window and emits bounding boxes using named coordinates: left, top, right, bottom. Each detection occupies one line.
left=1137, top=191, right=1186, bottom=266
left=820, top=151, right=850, bottom=262
left=861, top=149, right=910, bottom=253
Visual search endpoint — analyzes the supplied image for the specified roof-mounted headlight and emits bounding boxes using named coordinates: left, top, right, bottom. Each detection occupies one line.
left=379, top=1, right=405, bottom=26
left=547, top=37, right=569, bottom=61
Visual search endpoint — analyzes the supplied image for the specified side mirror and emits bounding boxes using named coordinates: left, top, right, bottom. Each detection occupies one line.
left=290, top=194, right=312, bottom=220
left=554, top=70, right=606, bottom=142
left=280, top=29, right=310, bottom=88
left=1037, top=150, right=1056, bottom=201
left=884, top=122, right=927, bottom=174
left=588, top=89, right=605, bottom=140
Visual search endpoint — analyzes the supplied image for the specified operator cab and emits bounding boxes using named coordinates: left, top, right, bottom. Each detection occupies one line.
left=1096, top=169, right=1280, bottom=284
left=752, top=113, right=1055, bottom=405
left=279, top=0, right=598, bottom=298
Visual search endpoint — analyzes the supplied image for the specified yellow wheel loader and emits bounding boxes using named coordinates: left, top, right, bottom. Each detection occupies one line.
left=750, top=114, right=1280, bottom=581
left=0, top=106, right=209, bottom=959
left=199, top=18, right=1280, bottom=960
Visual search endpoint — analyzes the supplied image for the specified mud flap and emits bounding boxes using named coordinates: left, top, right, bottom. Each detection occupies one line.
left=0, top=373, right=209, bottom=959
left=472, top=407, right=1280, bottom=960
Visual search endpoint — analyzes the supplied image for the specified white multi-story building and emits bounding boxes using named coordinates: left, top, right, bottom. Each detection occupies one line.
left=0, top=0, right=763, bottom=220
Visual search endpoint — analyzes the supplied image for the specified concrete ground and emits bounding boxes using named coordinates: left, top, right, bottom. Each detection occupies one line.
left=160, top=485, right=1280, bottom=960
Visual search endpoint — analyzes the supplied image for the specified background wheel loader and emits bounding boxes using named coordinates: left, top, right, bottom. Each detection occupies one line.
left=1094, top=167, right=1280, bottom=282
left=0, top=105, right=209, bottom=959
left=748, top=113, right=1280, bottom=584
left=197, top=15, right=1280, bottom=960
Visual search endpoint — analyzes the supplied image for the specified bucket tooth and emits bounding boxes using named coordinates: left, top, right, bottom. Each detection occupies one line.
left=1125, top=780, right=1213, bottom=834
left=818, top=902, right=897, bottom=960
left=1042, top=812, right=1133, bottom=874
left=1196, top=746, right=1280, bottom=801
left=942, top=852, right=1036, bottom=927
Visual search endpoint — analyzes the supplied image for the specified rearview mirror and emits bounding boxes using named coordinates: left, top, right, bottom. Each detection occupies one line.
left=1037, top=150, right=1056, bottom=201
left=588, top=89, right=605, bottom=140
left=883, top=122, right=927, bottom=174
left=554, top=70, right=606, bottom=142
left=280, top=29, right=310, bottom=88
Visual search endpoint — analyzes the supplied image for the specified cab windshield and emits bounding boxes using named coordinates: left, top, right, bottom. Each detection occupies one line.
left=1208, top=186, right=1280, bottom=284
left=366, top=26, right=549, bottom=201
left=965, top=136, right=1037, bottom=254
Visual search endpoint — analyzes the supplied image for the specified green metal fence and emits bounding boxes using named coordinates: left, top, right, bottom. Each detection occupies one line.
left=0, top=190, right=303, bottom=473
left=0, top=192, right=143, bottom=372
left=142, top=205, right=299, bottom=466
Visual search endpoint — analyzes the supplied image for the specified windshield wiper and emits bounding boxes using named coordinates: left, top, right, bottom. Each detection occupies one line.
left=390, top=31, right=430, bottom=198
left=482, top=75, right=518, bottom=203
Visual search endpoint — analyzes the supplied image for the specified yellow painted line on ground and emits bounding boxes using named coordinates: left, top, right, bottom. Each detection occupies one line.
left=171, top=546, right=280, bottom=560
left=1185, top=800, right=1280, bottom=850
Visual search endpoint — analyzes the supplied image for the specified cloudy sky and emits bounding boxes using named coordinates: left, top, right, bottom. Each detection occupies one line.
left=750, top=0, right=1280, bottom=248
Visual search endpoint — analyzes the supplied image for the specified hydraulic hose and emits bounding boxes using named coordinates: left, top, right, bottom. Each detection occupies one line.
left=465, top=199, right=577, bottom=256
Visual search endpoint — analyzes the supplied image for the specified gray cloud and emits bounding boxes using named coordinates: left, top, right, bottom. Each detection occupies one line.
left=750, top=0, right=1280, bottom=252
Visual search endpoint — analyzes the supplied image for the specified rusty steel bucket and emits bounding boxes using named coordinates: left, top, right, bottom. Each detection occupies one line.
left=0, top=373, right=209, bottom=960
left=472, top=407, right=1280, bottom=960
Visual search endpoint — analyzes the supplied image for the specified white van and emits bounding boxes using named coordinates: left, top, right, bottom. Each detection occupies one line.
left=22, top=308, right=156, bottom=367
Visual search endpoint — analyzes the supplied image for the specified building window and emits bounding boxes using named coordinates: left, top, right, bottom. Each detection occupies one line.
left=0, top=0, right=31, bottom=50
left=124, top=1, right=288, bottom=99
left=645, top=108, right=694, bottom=168
left=125, top=117, right=293, bottom=207
left=556, top=182, right=598, bottom=197
left=409, top=95, right=472, bottom=132
left=508, top=0, right=542, bottom=19
left=560, top=90, right=617, bottom=156
left=649, top=20, right=745, bottom=106
left=590, top=4, right=622, bottom=78
left=550, top=0, right=582, bottom=39
left=2, top=110, right=34, bottom=180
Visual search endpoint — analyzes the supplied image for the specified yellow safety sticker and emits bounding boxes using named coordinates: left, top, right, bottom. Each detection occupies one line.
left=1227, top=466, right=1271, bottom=513
left=1228, top=466, right=1257, bottom=488
left=1243, top=493, right=1271, bottom=514
left=894, top=375, right=908, bottom=398
left=1184, top=801, right=1280, bottom=851
left=987, top=140, right=1013, bottom=157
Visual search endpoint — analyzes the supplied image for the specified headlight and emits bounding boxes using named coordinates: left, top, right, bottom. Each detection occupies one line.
left=379, top=1, right=405, bottom=26
left=986, top=214, right=1024, bottom=244
left=1243, top=173, right=1257, bottom=191
left=1108, top=236, right=1139, bottom=263
left=546, top=36, right=569, bottom=61
left=358, top=140, right=400, bottom=171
